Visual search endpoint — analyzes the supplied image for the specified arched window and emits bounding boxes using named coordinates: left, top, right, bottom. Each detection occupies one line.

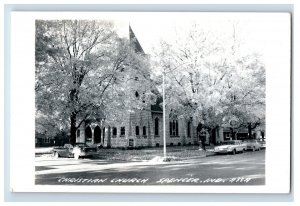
left=112, top=127, right=117, bottom=137
left=85, top=126, right=92, bottom=143
left=136, top=126, right=140, bottom=136
left=170, top=120, right=179, bottom=136
left=155, top=118, right=159, bottom=136
left=102, top=127, right=105, bottom=142
left=143, top=126, right=147, bottom=136
left=77, top=129, right=80, bottom=138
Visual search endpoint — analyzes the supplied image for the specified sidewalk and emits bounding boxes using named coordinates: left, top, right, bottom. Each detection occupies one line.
left=35, top=147, right=54, bottom=154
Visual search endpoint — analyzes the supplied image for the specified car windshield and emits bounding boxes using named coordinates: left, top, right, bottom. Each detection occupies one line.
left=244, top=140, right=256, bottom=143
left=75, top=143, right=88, bottom=147
left=222, top=141, right=236, bottom=145
left=64, top=144, right=73, bottom=148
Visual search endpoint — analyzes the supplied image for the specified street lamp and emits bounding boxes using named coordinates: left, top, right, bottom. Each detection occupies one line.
left=162, top=69, right=166, bottom=158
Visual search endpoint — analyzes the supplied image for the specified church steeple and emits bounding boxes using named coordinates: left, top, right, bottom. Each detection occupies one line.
left=129, top=25, right=145, bottom=54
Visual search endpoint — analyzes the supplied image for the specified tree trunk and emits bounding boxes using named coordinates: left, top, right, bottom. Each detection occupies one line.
left=69, top=87, right=78, bottom=145
left=230, top=127, right=235, bottom=140
left=70, top=112, right=77, bottom=145
left=248, top=123, right=252, bottom=139
left=212, top=127, right=217, bottom=145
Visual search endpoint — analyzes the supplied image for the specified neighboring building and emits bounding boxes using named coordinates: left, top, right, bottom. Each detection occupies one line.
left=35, top=132, right=55, bottom=147
left=223, top=127, right=248, bottom=141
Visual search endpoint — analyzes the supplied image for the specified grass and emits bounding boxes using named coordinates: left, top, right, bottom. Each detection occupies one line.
left=93, top=146, right=213, bottom=161
left=35, top=145, right=215, bottom=161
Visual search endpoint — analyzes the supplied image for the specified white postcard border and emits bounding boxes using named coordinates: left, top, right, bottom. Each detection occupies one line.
left=10, top=11, right=291, bottom=193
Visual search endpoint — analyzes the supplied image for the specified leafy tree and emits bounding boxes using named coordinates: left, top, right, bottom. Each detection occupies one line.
left=155, top=23, right=265, bottom=143
left=35, top=20, right=153, bottom=144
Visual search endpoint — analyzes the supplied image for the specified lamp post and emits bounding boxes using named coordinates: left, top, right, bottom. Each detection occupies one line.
left=162, top=69, right=166, bottom=158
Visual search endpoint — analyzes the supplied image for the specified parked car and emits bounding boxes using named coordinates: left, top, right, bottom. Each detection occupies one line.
left=72, top=143, right=98, bottom=159
left=243, top=139, right=261, bottom=151
left=52, top=143, right=98, bottom=159
left=52, top=144, right=74, bottom=158
left=259, top=140, right=266, bottom=149
left=214, top=140, right=245, bottom=155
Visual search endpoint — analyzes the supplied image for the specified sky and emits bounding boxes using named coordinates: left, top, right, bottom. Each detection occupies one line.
left=111, top=12, right=290, bottom=64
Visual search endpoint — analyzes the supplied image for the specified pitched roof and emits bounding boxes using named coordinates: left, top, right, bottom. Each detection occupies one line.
left=129, top=25, right=145, bottom=54
left=129, top=25, right=162, bottom=113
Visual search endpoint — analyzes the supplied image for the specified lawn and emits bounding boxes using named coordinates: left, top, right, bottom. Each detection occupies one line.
left=92, top=146, right=213, bottom=161
left=36, top=145, right=215, bottom=161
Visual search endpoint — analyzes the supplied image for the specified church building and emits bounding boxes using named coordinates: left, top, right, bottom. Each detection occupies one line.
left=74, top=25, right=261, bottom=149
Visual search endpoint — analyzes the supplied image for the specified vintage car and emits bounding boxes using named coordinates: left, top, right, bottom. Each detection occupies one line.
left=259, top=140, right=266, bottom=149
left=243, top=139, right=261, bottom=151
left=52, top=144, right=74, bottom=158
left=52, top=143, right=98, bottom=159
left=72, top=143, right=98, bottom=159
left=214, top=140, right=246, bottom=155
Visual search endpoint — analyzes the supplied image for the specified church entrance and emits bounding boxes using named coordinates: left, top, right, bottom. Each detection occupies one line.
left=85, top=126, right=92, bottom=143
left=94, top=126, right=101, bottom=144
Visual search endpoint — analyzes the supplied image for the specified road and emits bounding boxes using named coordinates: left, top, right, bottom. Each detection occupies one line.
left=35, top=150, right=265, bottom=185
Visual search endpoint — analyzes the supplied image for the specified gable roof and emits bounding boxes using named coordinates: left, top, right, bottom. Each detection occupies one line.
left=129, top=25, right=145, bottom=54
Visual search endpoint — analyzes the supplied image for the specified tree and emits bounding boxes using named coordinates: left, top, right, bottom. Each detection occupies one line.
left=35, top=20, right=153, bottom=144
left=155, top=23, right=265, bottom=143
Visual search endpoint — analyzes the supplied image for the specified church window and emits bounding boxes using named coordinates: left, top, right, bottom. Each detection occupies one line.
left=120, top=127, right=125, bottom=136
left=155, top=118, right=159, bottom=136
left=136, top=126, right=140, bottom=136
left=170, top=120, right=179, bottom=137
left=112, top=127, right=117, bottom=137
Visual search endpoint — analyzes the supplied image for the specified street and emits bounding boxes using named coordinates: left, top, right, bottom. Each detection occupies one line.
left=35, top=149, right=265, bottom=185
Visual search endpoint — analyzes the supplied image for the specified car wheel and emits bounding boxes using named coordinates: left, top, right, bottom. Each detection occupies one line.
left=74, top=153, right=80, bottom=160
left=232, top=149, right=236, bottom=155
left=53, top=152, right=59, bottom=159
